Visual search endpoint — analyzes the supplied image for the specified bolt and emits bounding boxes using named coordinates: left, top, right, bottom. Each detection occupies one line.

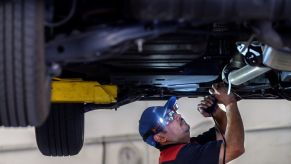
left=49, top=63, right=62, bottom=76
left=135, top=39, right=144, bottom=53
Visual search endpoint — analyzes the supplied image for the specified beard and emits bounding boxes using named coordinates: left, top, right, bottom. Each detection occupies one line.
left=180, top=118, right=190, bottom=133
left=184, top=124, right=190, bottom=133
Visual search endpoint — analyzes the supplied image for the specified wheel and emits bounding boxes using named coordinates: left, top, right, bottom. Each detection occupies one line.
left=0, top=0, right=49, bottom=126
left=35, top=103, right=84, bottom=156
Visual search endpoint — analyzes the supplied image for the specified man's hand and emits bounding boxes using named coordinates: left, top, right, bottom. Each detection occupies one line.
left=197, top=96, right=217, bottom=117
left=209, top=83, right=237, bottom=107
left=207, top=83, right=245, bottom=164
left=197, top=93, right=227, bottom=137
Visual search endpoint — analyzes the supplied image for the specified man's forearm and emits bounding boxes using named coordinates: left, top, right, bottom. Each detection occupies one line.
left=225, top=102, right=245, bottom=154
left=213, top=108, right=227, bottom=134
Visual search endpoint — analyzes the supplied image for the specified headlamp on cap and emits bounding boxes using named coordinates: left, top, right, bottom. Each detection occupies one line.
left=141, top=96, right=179, bottom=142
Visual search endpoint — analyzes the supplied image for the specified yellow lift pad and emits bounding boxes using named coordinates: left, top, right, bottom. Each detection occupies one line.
left=51, top=78, right=117, bottom=104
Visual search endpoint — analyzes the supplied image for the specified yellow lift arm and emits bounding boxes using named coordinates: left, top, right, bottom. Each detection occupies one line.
left=51, top=78, right=117, bottom=104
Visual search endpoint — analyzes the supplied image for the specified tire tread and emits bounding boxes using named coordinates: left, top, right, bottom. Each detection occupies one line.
left=36, top=104, right=84, bottom=156
left=0, top=0, right=49, bottom=127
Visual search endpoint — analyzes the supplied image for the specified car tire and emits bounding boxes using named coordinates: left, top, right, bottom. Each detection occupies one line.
left=0, top=0, right=49, bottom=126
left=35, top=103, right=84, bottom=156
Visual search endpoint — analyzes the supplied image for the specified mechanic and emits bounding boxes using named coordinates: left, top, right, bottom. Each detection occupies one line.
left=139, top=83, right=245, bottom=164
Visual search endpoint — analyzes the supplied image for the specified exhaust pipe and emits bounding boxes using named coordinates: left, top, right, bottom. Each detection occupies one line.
left=225, top=45, right=291, bottom=86
left=227, top=65, right=270, bottom=85
left=263, top=46, right=291, bottom=71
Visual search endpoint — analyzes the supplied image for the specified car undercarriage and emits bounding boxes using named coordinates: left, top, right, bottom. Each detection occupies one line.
left=46, top=0, right=291, bottom=107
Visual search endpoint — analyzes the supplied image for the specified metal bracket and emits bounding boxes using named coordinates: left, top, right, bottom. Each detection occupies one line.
left=46, top=24, right=176, bottom=63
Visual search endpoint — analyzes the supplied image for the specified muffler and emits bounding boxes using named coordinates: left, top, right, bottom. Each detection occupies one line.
left=227, top=65, right=270, bottom=86
left=227, top=46, right=291, bottom=85
left=225, top=45, right=291, bottom=86
left=263, top=46, right=291, bottom=71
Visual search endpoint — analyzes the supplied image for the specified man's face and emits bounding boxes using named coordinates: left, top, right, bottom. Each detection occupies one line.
left=162, top=113, right=190, bottom=144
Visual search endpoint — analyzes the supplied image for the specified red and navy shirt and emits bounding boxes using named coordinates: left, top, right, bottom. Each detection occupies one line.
left=159, top=127, right=222, bottom=164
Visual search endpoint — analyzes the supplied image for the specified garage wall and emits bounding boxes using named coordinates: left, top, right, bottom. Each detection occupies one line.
left=0, top=98, right=290, bottom=164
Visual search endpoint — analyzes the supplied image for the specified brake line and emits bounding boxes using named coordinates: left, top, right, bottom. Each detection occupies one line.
left=45, top=0, right=77, bottom=27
